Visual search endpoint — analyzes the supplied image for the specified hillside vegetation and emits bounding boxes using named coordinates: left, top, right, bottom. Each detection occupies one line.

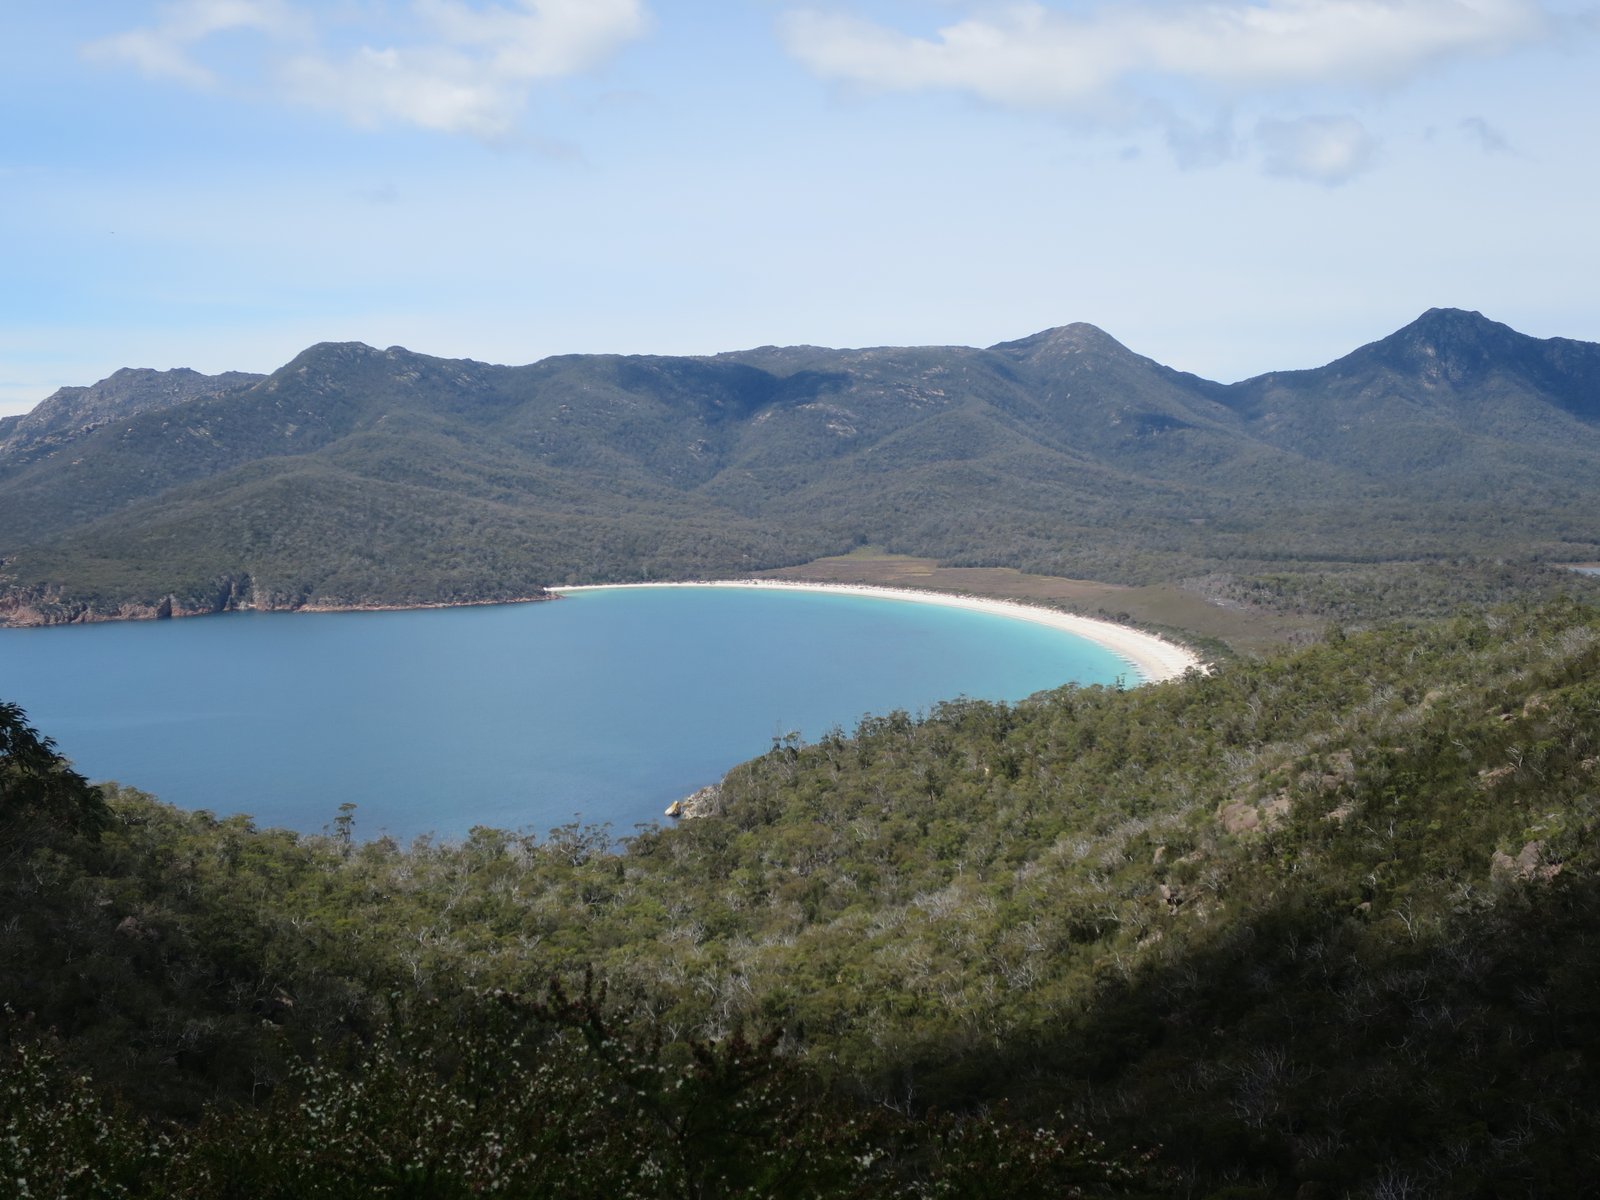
left=4, top=309, right=1599, bottom=629
left=5, top=598, right=1598, bottom=1196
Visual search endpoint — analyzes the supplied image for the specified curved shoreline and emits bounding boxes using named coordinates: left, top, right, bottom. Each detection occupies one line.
left=550, top=580, right=1203, bottom=684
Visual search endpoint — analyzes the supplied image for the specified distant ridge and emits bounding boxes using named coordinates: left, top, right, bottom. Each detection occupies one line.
left=1341, top=308, right=1600, bottom=420
left=2, top=310, right=1598, bottom=625
left=0, top=367, right=266, bottom=466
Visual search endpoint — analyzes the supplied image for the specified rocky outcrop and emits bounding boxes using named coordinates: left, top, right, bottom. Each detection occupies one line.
left=1, top=367, right=263, bottom=463
left=1490, top=839, right=1562, bottom=883
left=1217, top=791, right=1292, bottom=835
left=665, top=784, right=723, bottom=820
left=0, top=574, right=258, bottom=627
left=0, top=592, right=178, bottom=627
left=0, top=577, right=552, bottom=627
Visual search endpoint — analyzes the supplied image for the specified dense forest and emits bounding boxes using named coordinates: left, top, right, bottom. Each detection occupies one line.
left=6, top=597, right=1598, bottom=1197
left=3, top=308, right=1600, bottom=626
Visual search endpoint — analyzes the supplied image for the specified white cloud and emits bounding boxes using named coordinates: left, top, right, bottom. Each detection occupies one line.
left=282, top=45, right=521, bottom=139
left=83, top=0, right=650, bottom=140
left=82, top=0, right=305, bottom=88
left=416, top=0, right=650, bottom=79
left=1257, top=113, right=1378, bottom=183
left=83, top=28, right=221, bottom=89
left=782, top=1, right=1551, bottom=103
left=780, top=1, right=1554, bottom=175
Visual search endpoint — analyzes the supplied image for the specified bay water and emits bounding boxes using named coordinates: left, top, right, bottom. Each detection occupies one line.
left=0, top=586, right=1130, bottom=842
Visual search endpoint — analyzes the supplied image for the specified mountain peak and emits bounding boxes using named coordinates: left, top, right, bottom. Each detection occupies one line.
left=987, top=322, right=1129, bottom=360
left=1337, top=307, right=1532, bottom=385
left=273, top=342, right=390, bottom=384
left=289, top=341, right=383, bottom=364
left=1417, top=305, right=1487, bottom=323
left=2, top=366, right=265, bottom=457
left=1407, top=307, right=1514, bottom=340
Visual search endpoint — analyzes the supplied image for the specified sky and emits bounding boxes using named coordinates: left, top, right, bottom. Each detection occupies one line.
left=3, top=0, right=1598, bottom=414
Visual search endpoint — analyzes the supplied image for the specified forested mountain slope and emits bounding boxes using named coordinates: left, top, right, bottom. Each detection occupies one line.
left=1222, top=308, right=1600, bottom=497
left=4, top=599, right=1598, bottom=1195
left=3, top=310, right=1598, bottom=625
left=0, top=366, right=264, bottom=467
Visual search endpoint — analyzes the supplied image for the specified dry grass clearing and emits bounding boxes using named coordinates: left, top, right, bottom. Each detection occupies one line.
left=759, top=549, right=1319, bottom=658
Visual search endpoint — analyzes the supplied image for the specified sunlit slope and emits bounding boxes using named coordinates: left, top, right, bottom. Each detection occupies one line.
left=4, top=310, right=1599, bottom=619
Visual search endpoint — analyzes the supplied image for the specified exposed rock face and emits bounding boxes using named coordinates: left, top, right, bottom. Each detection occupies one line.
left=1217, top=792, right=1292, bottom=835
left=0, top=592, right=175, bottom=627
left=115, top=915, right=154, bottom=940
left=0, top=578, right=550, bottom=627
left=1490, top=839, right=1562, bottom=882
left=0, top=575, right=258, bottom=627
left=666, top=784, right=723, bottom=820
left=1, top=367, right=264, bottom=463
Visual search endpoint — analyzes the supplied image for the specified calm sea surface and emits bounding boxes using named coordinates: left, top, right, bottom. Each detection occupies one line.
left=0, top=587, right=1130, bottom=842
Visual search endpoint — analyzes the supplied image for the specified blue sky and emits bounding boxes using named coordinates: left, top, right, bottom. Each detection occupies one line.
left=4, top=1, right=1597, bottom=414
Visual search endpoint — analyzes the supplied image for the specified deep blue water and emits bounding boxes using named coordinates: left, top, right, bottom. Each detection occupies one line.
left=0, top=586, right=1130, bottom=842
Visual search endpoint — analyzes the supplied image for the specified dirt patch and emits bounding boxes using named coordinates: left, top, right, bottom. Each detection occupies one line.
left=758, top=550, right=1314, bottom=656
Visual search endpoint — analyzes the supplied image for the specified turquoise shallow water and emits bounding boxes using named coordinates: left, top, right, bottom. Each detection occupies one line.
left=0, top=586, right=1131, bottom=842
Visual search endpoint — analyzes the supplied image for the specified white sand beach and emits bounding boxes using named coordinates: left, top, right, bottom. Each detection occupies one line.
left=550, top=580, right=1203, bottom=684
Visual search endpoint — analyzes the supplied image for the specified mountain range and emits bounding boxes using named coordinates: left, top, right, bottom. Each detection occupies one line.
left=2, top=308, right=1597, bottom=625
